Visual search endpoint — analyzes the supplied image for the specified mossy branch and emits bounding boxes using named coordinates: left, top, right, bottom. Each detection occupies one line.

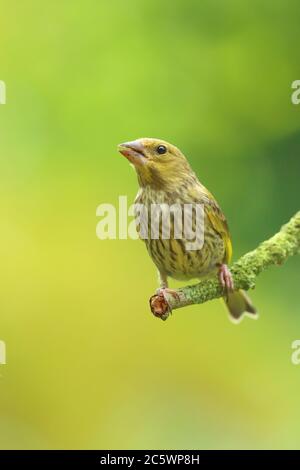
left=150, top=212, right=300, bottom=320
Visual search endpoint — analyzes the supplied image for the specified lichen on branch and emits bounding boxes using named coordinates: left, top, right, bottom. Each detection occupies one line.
left=150, top=212, right=300, bottom=320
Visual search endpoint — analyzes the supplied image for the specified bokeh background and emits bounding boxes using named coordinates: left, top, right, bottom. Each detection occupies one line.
left=0, top=0, right=299, bottom=450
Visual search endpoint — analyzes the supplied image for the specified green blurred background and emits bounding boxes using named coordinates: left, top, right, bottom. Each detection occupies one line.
left=0, top=0, right=299, bottom=450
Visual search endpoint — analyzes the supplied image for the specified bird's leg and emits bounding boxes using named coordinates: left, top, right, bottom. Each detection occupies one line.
left=156, top=271, right=180, bottom=301
left=158, top=271, right=168, bottom=290
left=218, top=263, right=234, bottom=292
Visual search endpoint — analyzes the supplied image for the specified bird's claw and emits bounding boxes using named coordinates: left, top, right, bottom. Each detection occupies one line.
left=218, top=264, right=234, bottom=292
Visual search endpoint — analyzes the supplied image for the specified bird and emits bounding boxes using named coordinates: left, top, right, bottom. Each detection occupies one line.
left=118, top=137, right=257, bottom=323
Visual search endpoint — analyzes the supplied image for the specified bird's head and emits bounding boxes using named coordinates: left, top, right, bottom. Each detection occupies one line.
left=118, top=138, right=194, bottom=190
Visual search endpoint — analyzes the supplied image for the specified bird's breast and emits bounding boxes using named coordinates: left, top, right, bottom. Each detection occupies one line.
left=134, top=187, right=225, bottom=279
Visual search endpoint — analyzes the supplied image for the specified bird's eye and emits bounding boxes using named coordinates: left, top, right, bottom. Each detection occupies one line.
left=156, top=145, right=167, bottom=155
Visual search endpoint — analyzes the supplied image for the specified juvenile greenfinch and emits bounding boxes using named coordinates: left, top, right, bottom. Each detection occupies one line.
left=118, top=138, right=257, bottom=322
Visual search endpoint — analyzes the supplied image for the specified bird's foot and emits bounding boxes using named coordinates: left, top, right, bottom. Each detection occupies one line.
left=218, top=264, right=234, bottom=292
left=156, top=287, right=180, bottom=301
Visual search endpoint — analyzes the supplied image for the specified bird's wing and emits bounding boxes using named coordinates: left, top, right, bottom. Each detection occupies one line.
left=187, top=185, right=233, bottom=264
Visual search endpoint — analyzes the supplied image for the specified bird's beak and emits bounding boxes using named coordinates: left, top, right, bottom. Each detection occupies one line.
left=118, top=140, right=147, bottom=165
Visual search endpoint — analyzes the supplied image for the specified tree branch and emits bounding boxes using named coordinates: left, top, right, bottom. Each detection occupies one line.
left=150, top=211, right=300, bottom=320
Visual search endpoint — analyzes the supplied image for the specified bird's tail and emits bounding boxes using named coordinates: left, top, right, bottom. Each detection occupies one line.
left=224, top=290, right=258, bottom=323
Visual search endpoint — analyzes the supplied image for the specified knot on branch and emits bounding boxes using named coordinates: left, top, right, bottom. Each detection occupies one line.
left=149, top=293, right=170, bottom=320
